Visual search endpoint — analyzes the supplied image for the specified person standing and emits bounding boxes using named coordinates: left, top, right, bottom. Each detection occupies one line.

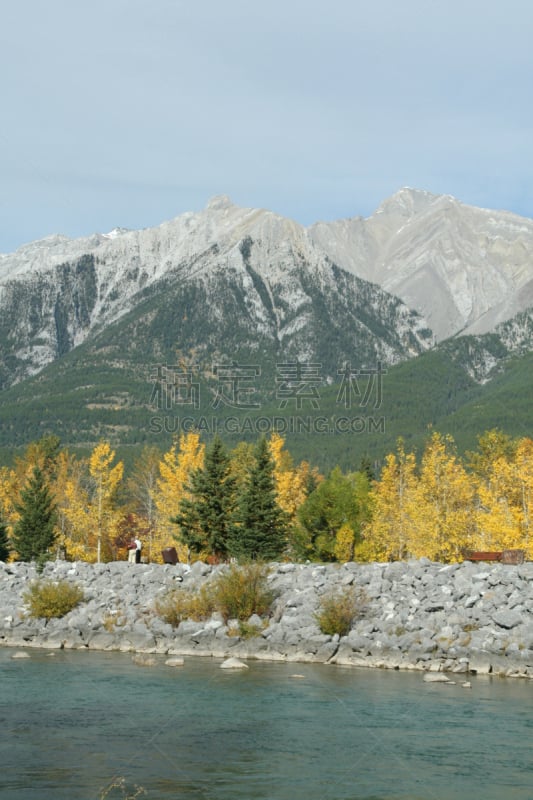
left=134, top=537, right=142, bottom=564
left=127, top=538, right=136, bottom=563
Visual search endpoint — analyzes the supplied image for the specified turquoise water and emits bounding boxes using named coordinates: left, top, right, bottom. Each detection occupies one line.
left=1, top=648, right=532, bottom=800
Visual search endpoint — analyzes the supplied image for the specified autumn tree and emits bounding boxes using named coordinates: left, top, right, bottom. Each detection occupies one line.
left=0, top=466, right=19, bottom=533
left=57, top=456, right=95, bottom=561
left=88, top=441, right=124, bottom=563
left=515, top=437, right=533, bottom=556
left=475, top=436, right=533, bottom=557
left=14, top=435, right=62, bottom=486
left=467, top=429, right=516, bottom=482
left=269, top=433, right=319, bottom=521
left=154, top=432, right=205, bottom=562
left=361, top=440, right=417, bottom=562
left=407, top=432, right=476, bottom=562
left=126, top=446, right=161, bottom=562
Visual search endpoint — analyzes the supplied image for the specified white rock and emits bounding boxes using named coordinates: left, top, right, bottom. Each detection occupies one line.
left=220, top=657, right=249, bottom=670
left=423, top=673, right=450, bottom=683
left=165, top=657, right=185, bottom=667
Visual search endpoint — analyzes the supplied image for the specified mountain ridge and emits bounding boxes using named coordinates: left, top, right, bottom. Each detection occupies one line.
left=0, top=188, right=532, bottom=463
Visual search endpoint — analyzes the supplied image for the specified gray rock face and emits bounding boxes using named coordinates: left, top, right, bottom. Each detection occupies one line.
left=310, top=188, right=533, bottom=341
left=2, top=559, right=533, bottom=679
left=492, top=610, right=524, bottom=629
left=0, top=197, right=435, bottom=392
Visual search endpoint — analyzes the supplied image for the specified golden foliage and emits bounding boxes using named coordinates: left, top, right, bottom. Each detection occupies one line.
left=0, top=466, right=19, bottom=528
left=475, top=436, right=533, bottom=557
left=361, top=440, right=417, bottom=561
left=407, top=432, right=477, bottom=562
left=269, top=433, right=318, bottom=520
left=57, top=442, right=124, bottom=562
left=334, top=523, right=356, bottom=563
left=153, top=433, right=205, bottom=562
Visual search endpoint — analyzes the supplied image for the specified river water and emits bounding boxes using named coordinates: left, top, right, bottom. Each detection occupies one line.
left=1, top=648, right=532, bottom=800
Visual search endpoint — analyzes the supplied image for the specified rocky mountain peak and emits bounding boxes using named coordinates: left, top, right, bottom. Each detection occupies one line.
left=205, top=194, right=236, bottom=211
left=373, top=186, right=440, bottom=218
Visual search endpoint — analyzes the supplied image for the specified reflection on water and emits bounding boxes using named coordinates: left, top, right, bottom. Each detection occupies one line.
left=1, top=648, right=532, bottom=800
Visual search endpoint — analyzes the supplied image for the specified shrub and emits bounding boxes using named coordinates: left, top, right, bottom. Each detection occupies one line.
left=235, top=620, right=265, bottom=639
left=102, top=609, right=127, bottom=632
left=154, top=583, right=215, bottom=627
left=314, top=586, right=366, bottom=637
left=24, top=579, right=84, bottom=620
left=210, top=562, right=275, bottom=623
left=154, top=562, right=275, bottom=627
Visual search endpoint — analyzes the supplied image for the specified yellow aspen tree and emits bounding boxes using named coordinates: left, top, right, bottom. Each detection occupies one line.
left=467, top=429, right=516, bottom=482
left=126, top=446, right=161, bottom=563
left=407, top=432, right=476, bottom=562
left=14, top=435, right=62, bottom=484
left=334, top=522, right=356, bottom=562
left=60, top=473, right=95, bottom=561
left=475, top=457, right=520, bottom=552
left=269, top=433, right=312, bottom=520
left=361, top=439, right=417, bottom=561
left=476, top=437, right=533, bottom=557
left=51, top=450, right=83, bottom=558
left=0, top=466, right=20, bottom=542
left=89, top=441, right=124, bottom=563
left=153, top=432, right=205, bottom=562
left=514, top=437, right=533, bottom=557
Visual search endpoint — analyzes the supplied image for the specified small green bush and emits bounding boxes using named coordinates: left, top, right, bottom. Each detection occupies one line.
left=24, top=579, right=84, bottom=620
left=155, top=583, right=215, bottom=627
left=235, top=620, right=265, bottom=639
left=155, top=562, right=275, bottom=627
left=314, top=587, right=366, bottom=637
left=211, top=562, right=274, bottom=623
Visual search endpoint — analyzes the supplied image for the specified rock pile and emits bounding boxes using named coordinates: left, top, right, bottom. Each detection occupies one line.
left=1, top=558, right=533, bottom=678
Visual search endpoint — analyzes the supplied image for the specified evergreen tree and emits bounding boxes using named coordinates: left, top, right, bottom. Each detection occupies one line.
left=359, top=455, right=375, bottom=483
left=173, top=435, right=236, bottom=560
left=297, top=466, right=368, bottom=561
left=12, top=466, right=57, bottom=562
left=0, top=517, right=10, bottom=562
left=231, top=437, right=287, bottom=560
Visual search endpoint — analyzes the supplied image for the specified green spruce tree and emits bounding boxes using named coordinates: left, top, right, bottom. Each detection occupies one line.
left=297, top=466, right=371, bottom=561
left=173, top=434, right=236, bottom=560
left=359, top=455, right=375, bottom=483
left=12, top=466, right=57, bottom=563
left=231, top=436, right=287, bottom=560
left=0, top=517, right=10, bottom=562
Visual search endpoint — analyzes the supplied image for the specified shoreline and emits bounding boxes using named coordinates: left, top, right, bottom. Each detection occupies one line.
left=2, top=559, right=533, bottom=679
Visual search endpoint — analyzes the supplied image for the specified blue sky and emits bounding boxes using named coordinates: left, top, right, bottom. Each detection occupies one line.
left=1, top=0, right=532, bottom=252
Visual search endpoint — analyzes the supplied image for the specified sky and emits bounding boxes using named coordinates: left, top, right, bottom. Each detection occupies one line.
left=1, top=0, right=533, bottom=253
